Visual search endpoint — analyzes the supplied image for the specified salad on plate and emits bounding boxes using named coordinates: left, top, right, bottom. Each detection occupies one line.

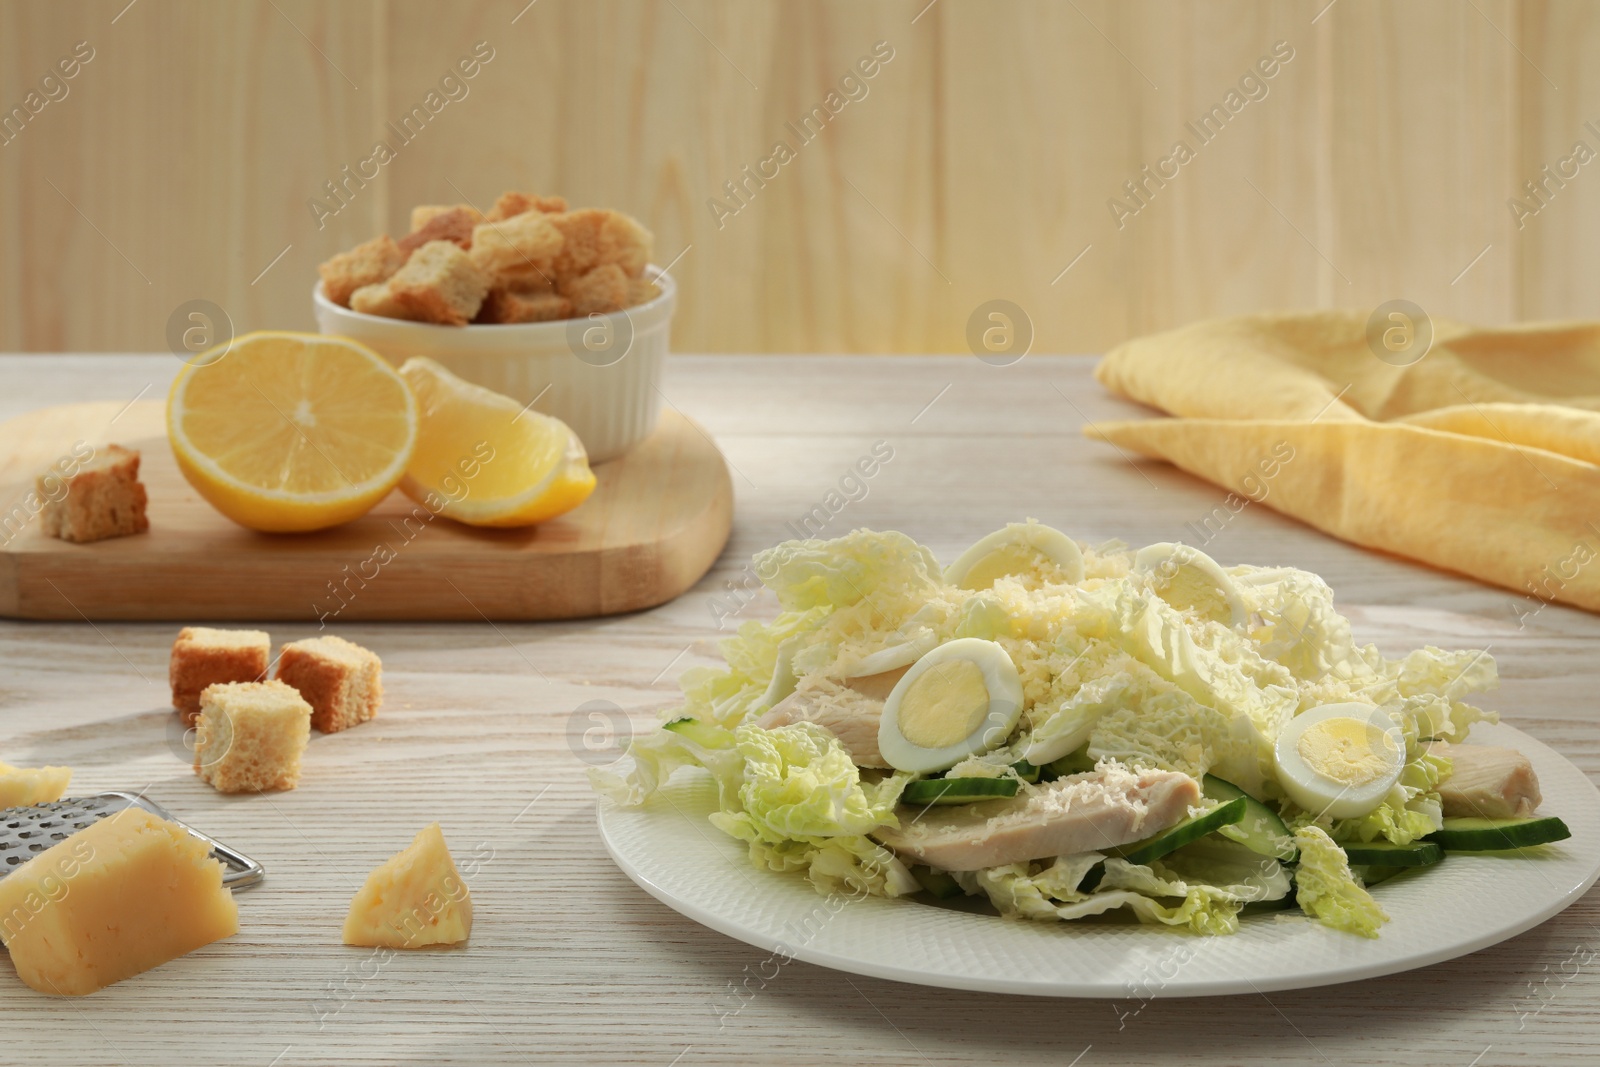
left=591, top=523, right=1571, bottom=938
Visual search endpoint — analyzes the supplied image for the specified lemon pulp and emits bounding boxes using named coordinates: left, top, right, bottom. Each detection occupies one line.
left=167, top=331, right=417, bottom=532
left=398, top=357, right=595, bottom=527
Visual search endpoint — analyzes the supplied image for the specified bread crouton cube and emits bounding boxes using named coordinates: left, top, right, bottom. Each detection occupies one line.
left=499, top=271, right=555, bottom=295
left=545, top=209, right=607, bottom=281
left=38, top=444, right=149, bottom=545
left=397, top=207, right=481, bottom=255
left=476, top=288, right=574, bottom=324
left=409, top=203, right=484, bottom=233
left=170, top=626, right=271, bottom=723
left=560, top=263, right=631, bottom=316
left=386, top=240, right=490, bottom=326
left=627, top=277, right=660, bottom=307
left=349, top=282, right=424, bottom=320
left=318, top=235, right=406, bottom=306
left=275, top=635, right=383, bottom=734
left=486, top=190, right=568, bottom=221
left=547, top=209, right=653, bottom=282
left=468, top=212, right=565, bottom=285
left=193, top=680, right=311, bottom=794
left=597, top=211, right=653, bottom=277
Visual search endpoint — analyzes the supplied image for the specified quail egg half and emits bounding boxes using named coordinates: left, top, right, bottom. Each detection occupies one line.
left=1273, top=702, right=1406, bottom=819
left=1134, top=542, right=1247, bottom=627
left=877, top=638, right=1024, bottom=774
left=945, top=522, right=1084, bottom=589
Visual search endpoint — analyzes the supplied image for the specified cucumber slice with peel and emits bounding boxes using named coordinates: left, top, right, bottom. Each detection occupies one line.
left=1043, top=746, right=1097, bottom=780
left=1079, top=862, right=1104, bottom=894
left=1239, top=894, right=1298, bottom=915
left=1203, top=775, right=1298, bottom=862
left=902, top=776, right=1020, bottom=806
left=1340, top=839, right=1443, bottom=867
left=1352, top=865, right=1410, bottom=887
left=1427, top=816, right=1572, bottom=851
left=1115, top=795, right=1248, bottom=866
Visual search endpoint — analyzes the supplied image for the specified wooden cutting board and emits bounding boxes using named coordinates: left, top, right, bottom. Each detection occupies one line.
left=0, top=400, right=732, bottom=621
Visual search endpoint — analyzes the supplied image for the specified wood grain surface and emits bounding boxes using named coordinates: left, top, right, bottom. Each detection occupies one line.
left=0, top=401, right=733, bottom=621
left=1, top=353, right=1599, bottom=1067
left=3, top=1, right=1596, bottom=355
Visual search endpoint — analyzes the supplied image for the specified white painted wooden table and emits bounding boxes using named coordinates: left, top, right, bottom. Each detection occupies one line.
left=2, top=353, right=1598, bottom=1067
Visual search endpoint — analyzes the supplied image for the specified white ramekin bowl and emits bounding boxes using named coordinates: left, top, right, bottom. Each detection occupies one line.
left=312, top=266, right=675, bottom=463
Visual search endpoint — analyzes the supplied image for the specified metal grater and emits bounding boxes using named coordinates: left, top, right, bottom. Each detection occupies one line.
left=0, top=792, right=264, bottom=890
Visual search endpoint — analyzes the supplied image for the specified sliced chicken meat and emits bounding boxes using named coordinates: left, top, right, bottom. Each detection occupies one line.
left=1427, top=741, right=1542, bottom=819
left=873, top=765, right=1201, bottom=871
left=756, top=671, right=906, bottom=768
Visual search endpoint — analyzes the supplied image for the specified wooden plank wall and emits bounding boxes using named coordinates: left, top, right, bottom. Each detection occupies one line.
left=0, top=0, right=1591, bottom=355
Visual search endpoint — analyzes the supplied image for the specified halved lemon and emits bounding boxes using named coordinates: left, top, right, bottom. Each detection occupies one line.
left=167, top=331, right=417, bottom=532
left=398, top=357, right=596, bottom=527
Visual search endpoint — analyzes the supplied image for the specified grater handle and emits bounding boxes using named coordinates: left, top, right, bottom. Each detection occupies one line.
left=0, top=793, right=266, bottom=891
left=208, top=834, right=266, bottom=890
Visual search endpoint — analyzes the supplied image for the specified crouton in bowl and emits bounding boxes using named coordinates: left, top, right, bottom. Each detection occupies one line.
left=311, top=194, right=674, bottom=463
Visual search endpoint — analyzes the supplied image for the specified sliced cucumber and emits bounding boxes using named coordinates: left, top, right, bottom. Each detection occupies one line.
left=1116, top=796, right=1248, bottom=866
left=1352, top=865, right=1410, bottom=887
left=1427, top=816, right=1572, bottom=851
left=910, top=865, right=964, bottom=899
left=1203, top=775, right=1299, bottom=862
left=902, top=776, right=1020, bottom=806
left=1043, top=746, right=1097, bottom=780
left=1079, top=862, right=1105, bottom=894
left=1340, top=839, right=1443, bottom=867
left=1011, top=760, right=1042, bottom=783
left=1239, top=894, right=1298, bottom=916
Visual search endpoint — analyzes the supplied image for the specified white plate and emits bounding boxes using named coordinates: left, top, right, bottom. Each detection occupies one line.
left=596, top=722, right=1600, bottom=997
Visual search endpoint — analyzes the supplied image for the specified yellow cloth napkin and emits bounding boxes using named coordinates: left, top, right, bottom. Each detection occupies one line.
left=1086, top=310, right=1600, bottom=613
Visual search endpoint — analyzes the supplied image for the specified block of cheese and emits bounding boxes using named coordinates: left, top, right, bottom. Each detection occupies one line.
left=0, top=763, right=71, bottom=807
left=0, top=807, right=238, bottom=995
left=343, top=822, right=472, bottom=948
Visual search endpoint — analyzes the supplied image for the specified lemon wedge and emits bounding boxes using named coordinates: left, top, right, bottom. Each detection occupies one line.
left=397, top=357, right=596, bottom=527
left=167, top=331, right=417, bottom=532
